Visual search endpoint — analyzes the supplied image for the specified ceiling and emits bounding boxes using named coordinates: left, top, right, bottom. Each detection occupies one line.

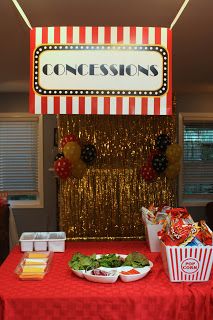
left=0, top=0, right=213, bottom=93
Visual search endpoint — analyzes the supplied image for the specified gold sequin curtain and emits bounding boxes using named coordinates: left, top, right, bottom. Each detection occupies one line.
left=57, top=107, right=177, bottom=240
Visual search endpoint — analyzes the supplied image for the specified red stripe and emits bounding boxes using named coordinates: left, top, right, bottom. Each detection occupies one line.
left=195, top=248, right=199, bottom=281
left=116, top=97, right=123, bottom=115
left=142, top=98, right=148, bottom=115
left=91, top=97, right=97, bottom=114
left=29, top=28, right=36, bottom=113
left=67, top=27, right=73, bottom=43
left=167, top=28, right=172, bottom=115
left=203, top=248, right=212, bottom=280
left=79, top=97, right=85, bottom=114
left=104, top=97, right=110, bottom=114
left=155, top=27, right=161, bottom=45
left=41, top=96, right=47, bottom=114
left=54, top=26, right=60, bottom=43
left=92, top=27, right=98, bottom=43
left=175, top=248, right=179, bottom=281
left=129, top=97, right=135, bottom=115
left=170, top=248, right=175, bottom=281
left=104, top=27, right=111, bottom=44
left=130, top=26, right=136, bottom=44
left=142, top=27, right=149, bottom=44
left=154, top=98, right=160, bottom=115
left=54, top=97, right=60, bottom=114
left=180, top=248, right=183, bottom=281
left=200, top=249, right=207, bottom=280
left=79, top=26, right=86, bottom=43
left=66, top=97, right=72, bottom=114
left=117, top=26, right=123, bottom=44
left=42, top=27, right=48, bottom=43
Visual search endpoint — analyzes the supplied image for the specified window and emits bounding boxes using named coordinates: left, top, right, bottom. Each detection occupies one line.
left=179, top=113, right=213, bottom=206
left=0, top=113, right=43, bottom=208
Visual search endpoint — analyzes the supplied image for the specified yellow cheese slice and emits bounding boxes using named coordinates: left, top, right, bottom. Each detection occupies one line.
left=27, top=252, right=49, bottom=259
left=22, top=265, right=46, bottom=273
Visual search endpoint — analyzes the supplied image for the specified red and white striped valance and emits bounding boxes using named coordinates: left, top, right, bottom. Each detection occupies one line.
left=30, top=26, right=172, bottom=115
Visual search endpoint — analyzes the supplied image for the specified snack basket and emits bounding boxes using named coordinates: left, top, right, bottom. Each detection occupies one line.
left=142, top=208, right=162, bottom=252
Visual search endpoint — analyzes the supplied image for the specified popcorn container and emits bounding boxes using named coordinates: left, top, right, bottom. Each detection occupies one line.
left=160, top=241, right=213, bottom=282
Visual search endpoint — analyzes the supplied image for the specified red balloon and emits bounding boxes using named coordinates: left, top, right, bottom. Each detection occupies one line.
left=140, top=164, right=157, bottom=182
left=61, top=134, right=78, bottom=148
left=54, top=158, right=72, bottom=179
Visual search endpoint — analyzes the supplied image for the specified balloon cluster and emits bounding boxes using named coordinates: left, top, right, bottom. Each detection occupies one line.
left=54, top=134, right=97, bottom=179
left=140, top=134, right=182, bottom=182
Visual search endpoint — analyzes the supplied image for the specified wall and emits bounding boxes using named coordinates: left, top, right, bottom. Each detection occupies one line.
left=1, top=91, right=212, bottom=235
left=176, top=92, right=213, bottom=222
left=0, top=92, right=57, bottom=236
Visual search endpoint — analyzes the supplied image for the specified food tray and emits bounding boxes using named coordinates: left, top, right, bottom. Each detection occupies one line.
left=15, top=251, right=53, bottom=280
left=19, top=232, right=66, bottom=252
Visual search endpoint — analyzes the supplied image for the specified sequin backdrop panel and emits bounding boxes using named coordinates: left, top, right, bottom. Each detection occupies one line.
left=58, top=113, right=176, bottom=240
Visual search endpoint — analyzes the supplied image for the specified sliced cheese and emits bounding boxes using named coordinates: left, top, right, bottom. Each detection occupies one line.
left=27, top=252, right=49, bottom=259
left=24, top=258, right=48, bottom=265
left=22, top=265, right=46, bottom=273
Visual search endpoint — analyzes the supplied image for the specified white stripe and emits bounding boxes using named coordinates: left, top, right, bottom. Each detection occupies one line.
left=97, top=97, right=104, bottom=114
left=47, top=96, right=54, bottom=114
left=135, top=98, right=141, bottom=115
left=73, top=27, right=79, bottom=43
left=122, top=97, right=129, bottom=115
left=110, top=27, right=117, bottom=44
left=35, top=27, right=42, bottom=45
left=85, top=97, right=91, bottom=114
left=147, top=98, right=154, bottom=115
left=48, top=27, right=54, bottom=43
left=110, top=97, right=116, bottom=114
left=161, top=28, right=167, bottom=48
left=148, top=27, right=155, bottom=44
left=136, top=27, right=142, bottom=44
left=160, top=95, right=167, bottom=115
left=60, top=97, right=67, bottom=114
left=123, top=27, right=130, bottom=44
left=85, top=26, right=92, bottom=44
left=60, top=27, right=67, bottom=44
left=98, top=27, right=105, bottom=44
left=35, top=95, right=41, bottom=114
left=72, top=97, right=79, bottom=114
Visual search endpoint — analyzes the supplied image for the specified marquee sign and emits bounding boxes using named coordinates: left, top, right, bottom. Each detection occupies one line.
left=30, top=26, right=172, bottom=115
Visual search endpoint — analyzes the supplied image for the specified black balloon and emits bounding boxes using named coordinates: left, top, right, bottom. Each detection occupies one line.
left=81, top=144, right=97, bottom=164
left=54, top=152, right=64, bottom=162
left=156, top=134, right=171, bottom=152
left=152, top=154, right=168, bottom=173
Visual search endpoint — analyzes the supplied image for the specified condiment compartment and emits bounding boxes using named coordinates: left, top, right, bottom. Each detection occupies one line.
left=19, top=232, right=36, bottom=252
left=48, top=232, right=66, bottom=252
left=34, top=232, right=49, bottom=251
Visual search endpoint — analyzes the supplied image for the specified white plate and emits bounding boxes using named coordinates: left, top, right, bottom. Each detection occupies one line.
left=71, top=254, right=153, bottom=282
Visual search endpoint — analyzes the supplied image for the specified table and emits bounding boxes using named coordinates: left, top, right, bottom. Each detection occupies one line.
left=0, top=241, right=212, bottom=320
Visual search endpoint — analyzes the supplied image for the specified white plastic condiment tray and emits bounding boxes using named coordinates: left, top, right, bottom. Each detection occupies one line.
left=71, top=254, right=153, bottom=283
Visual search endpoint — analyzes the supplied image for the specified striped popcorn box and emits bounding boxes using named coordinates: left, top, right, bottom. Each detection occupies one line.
left=160, top=241, right=213, bottom=282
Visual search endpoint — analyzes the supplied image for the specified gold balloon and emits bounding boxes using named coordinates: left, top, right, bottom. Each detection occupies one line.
left=71, top=160, right=87, bottom=179
left=165, top=162, right=180, bottom=179
left=166, top=144, right=182, bottom=163
left=63, top=141, right=81, bottom=163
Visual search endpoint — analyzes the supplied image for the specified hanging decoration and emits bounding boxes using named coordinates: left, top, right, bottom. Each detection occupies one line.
left=140, top=132, right=182, bottom=182
left=54, top=133, right=97, bottom=180
left=58, top=113, right=176, bottom=240
left=29, top=26, right=172, bottom=115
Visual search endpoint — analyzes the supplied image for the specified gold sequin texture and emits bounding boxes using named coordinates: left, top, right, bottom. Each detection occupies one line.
left=57, top=102, right=177, bottom=240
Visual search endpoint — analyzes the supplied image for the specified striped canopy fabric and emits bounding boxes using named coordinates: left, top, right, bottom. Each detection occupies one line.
left=30, top=26, right=172, bottom=115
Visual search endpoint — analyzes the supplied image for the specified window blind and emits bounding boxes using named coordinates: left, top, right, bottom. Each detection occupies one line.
left=0, top=119, right=38, bottom=195
left=183, top=122, right=213, bottom=197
